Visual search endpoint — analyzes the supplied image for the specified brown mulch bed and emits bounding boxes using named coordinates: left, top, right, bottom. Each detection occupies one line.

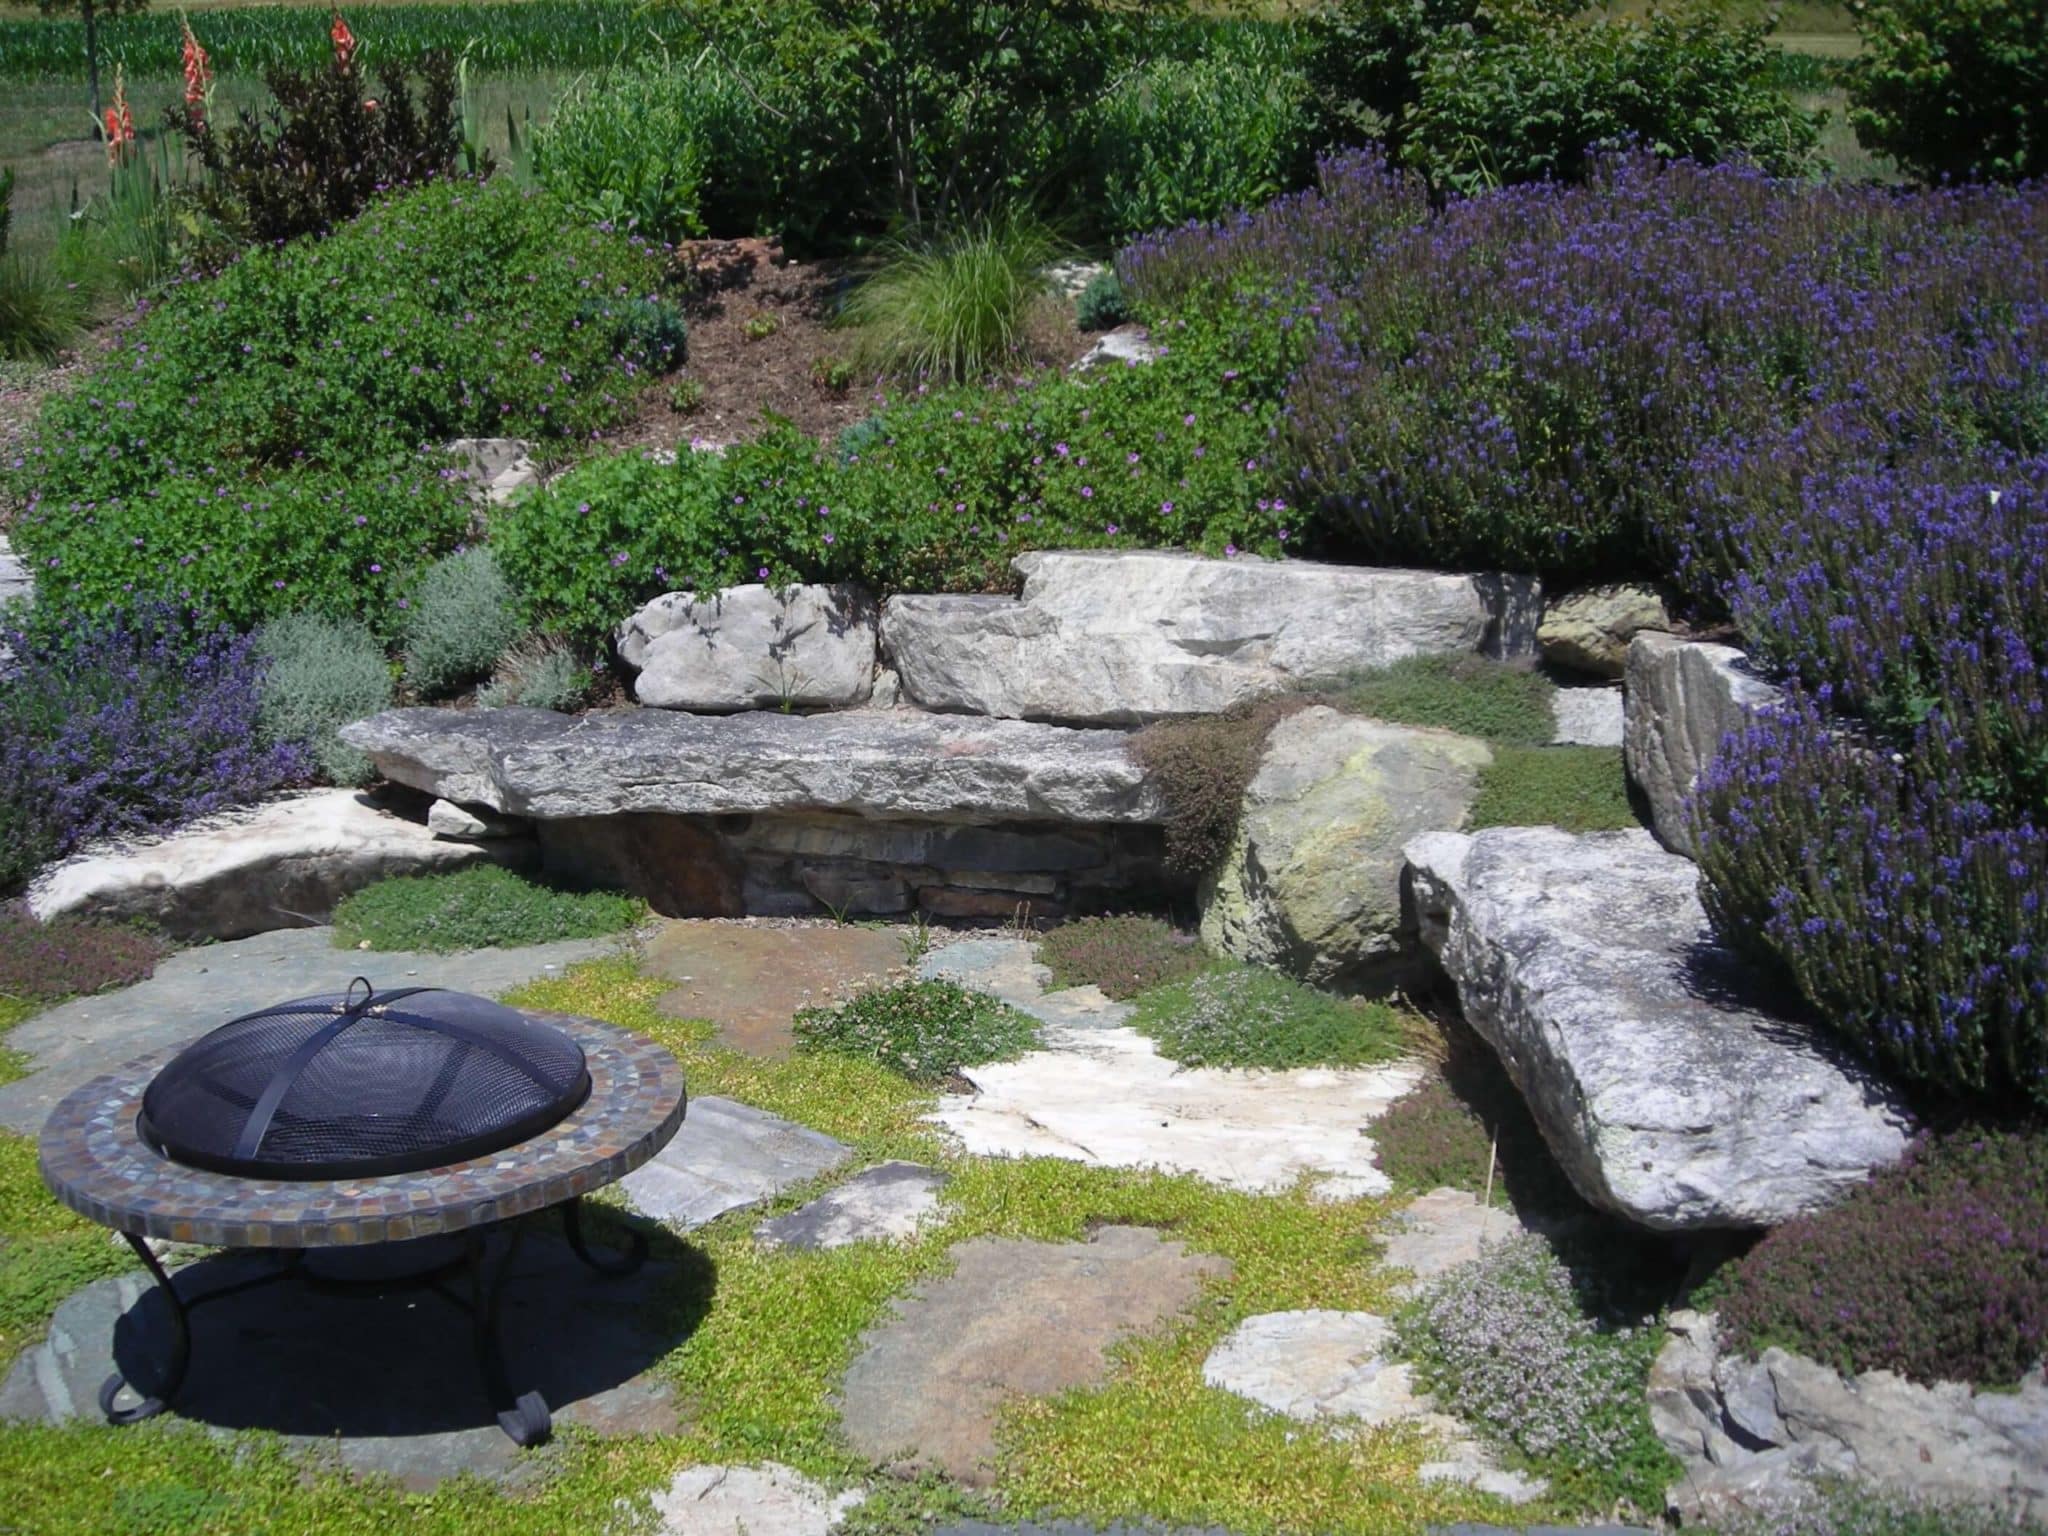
left=605, top=236, right=881, bottom=458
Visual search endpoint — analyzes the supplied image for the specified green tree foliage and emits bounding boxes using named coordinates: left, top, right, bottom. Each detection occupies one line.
left=1847, top=0, right=2043, bottom=183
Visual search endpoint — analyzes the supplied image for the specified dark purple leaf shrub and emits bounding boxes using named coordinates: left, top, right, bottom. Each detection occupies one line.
left=0, top=608, right=307, bottom=894
left=0, top=907, right=164, bottom=1003
left=1719, top=1126, right=2048, bottom=1387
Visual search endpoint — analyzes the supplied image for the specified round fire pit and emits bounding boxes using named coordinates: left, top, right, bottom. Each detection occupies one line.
left=38, top=982, right=687, bottom=1447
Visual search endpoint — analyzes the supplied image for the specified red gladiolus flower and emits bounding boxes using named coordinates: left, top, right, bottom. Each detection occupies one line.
left=181, top=16, right=212, bottom=119
left=330, top=11, right=357, bottom=72
left=104, top=66, right=135, bottom=164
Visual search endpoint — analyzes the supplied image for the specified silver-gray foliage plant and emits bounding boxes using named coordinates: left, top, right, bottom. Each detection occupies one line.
left=477, top=635, right=590, bottom=712
left=1395, top=1232, right=1645, bottom=1469
left=254, top=611, right=393, bottom=786
left=401, top=547, right=523, bottom=699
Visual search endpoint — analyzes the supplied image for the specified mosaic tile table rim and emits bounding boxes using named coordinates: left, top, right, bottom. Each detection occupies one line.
left=37, top=1010, right=687, bottom=1248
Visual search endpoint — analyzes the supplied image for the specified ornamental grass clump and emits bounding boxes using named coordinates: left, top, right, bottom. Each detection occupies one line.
left=1131, top=961, right=1408, bottom=1070
left=0, top=609, right=306, bottom=895
left=843, top=212, right=1065, bottom=383
left=1396, top=1234, right=1671, bottom=1508
left=1717, top=1126, right=2048, bottom=1390
left=793, top=980, right=1040, bottom=1084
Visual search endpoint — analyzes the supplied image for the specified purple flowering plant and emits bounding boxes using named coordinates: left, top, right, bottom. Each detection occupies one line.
left=0, top=607, right=307, bottom=894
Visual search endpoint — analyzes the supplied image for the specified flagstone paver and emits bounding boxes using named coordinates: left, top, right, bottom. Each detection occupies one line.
left=917, top=939, right=1419, bottom=1195
left=622, top=1096, right=853, bottom=1229
left=837, top=1225, right=1229, bottom=1484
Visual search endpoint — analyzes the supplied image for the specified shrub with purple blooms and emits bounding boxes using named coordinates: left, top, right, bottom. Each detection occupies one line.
left=1718, top=1127, right=2048, bottom=1390
left=1395, top=1233, right=1674, bottom=1511
left=7, top=178, right=677, bottom=630
left=0, top=609, right=306, bottom=894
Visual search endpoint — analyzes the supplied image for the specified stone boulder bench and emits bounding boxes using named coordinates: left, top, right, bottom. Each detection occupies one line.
left=341, top=706, right=1169, bottom=920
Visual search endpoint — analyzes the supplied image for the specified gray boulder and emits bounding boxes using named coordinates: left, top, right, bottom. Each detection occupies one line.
left=26, top=790, right=529, bottom=941
left=883, top=551, right=1539, bottom=725
left=1201, top=708, right=1492, bottom=986
left=1404, top=826, right=1911, bottom=1230
left=0, top=533, right=28, bottom=608
left=341, top=707, right=1162, bottom=826
left=1624, top=632, right=1784, bottom=857
left=617, top=583, right=879, bottom=712
left=444, top=436, right=540, bottom=507
left=1649, top=1309, right=2048, bottom=1526
left=1538, top=584, right=1669, bottom=677
left=1071, top=324, right=1161, bottom=370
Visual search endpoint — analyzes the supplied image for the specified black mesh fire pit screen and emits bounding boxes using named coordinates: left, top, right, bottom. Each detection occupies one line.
left=138, top=981, right=593, bottom=1180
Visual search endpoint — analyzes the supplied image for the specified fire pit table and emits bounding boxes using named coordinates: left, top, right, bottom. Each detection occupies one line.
left=37, top=982, right=687, bottom=1447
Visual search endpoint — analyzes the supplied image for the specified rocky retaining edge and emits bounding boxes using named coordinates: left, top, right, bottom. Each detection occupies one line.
left=1404, top=826, right=1912, bottom=1231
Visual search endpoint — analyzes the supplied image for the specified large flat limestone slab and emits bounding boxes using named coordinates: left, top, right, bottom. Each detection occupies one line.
left=622, top=1097, right=852, bottom=1229
left=1405, top=827, right=1912, bottom=1230
left=342, top=706, right=1162, bottom=826
left=838, top=1225, right=1228, bottom=1483
left=919, top=939, right=1419, bottom=1196
left=883, top=551, right=1538, bottom=725
left=0, top=927, right=612, bottom=1137
left=27, top=789, right=525, bottom=940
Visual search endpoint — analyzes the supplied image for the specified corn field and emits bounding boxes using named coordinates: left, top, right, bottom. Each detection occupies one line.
left=0, top=1, right=680, bottom=81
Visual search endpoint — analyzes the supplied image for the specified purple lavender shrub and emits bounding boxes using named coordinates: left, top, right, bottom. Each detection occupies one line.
left=0, top=608, right=307, bottom=894
left=1719, top=1126, right=2048, bottom=1388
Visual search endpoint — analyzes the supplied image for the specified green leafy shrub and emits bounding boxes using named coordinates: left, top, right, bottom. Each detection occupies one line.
left=1404, top=7, right=1823, bottom=195
left=177, top=40, right=474, bottom=244
left=400, top=548, right=522, bottom=699
left=1091, top=35, right=1313, bottom=237
left=331, top=865, right=641, bottom=953
left=1397, top=1233, right=1675, bottom=1513
left=1468, top=746, right=1636, bottom=832
left=477, top=636, right=590, bottom=712
left=1074, top=269, right=1127, bottom=332
left=844, top=213, right=1064, bottom=383
left=499, top=308, right=1301, bottom=639
left=1037, top=914, right=1208, bottom=1000
left=1131, top=960, right=1408, bottom=1069
left=1718, top=1127, right=2048, bottom=1389
left=793, top=979, right=1041, bottom=1083
left=0, top=907, right=164, bottom=1004
left=1322, top=655, right=1554, bottom=746
left=1847, top=0, right=2042, bottom=183
left=7, top=179, right=670, bottom=630
left=254, top=612, right=393, bottom=786
left=536, top=56, right=781, bottom=241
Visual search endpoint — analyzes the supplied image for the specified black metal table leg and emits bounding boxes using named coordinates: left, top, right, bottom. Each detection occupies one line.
left=467, top=1225, right=551, bottom=1446
left=561, top=1195, right=648, bottom=1277
left=98, top=1233, right=192, bottom=1424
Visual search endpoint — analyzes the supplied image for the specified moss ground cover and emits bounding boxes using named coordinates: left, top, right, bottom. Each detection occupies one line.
left=331, top=867, right=643, bottom=954
left=1318, top=655, right=1556, bottom=747
left=1131, top=961, right=1414, bottom=1071
left=1468, top=746, right=1639, bottom=833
